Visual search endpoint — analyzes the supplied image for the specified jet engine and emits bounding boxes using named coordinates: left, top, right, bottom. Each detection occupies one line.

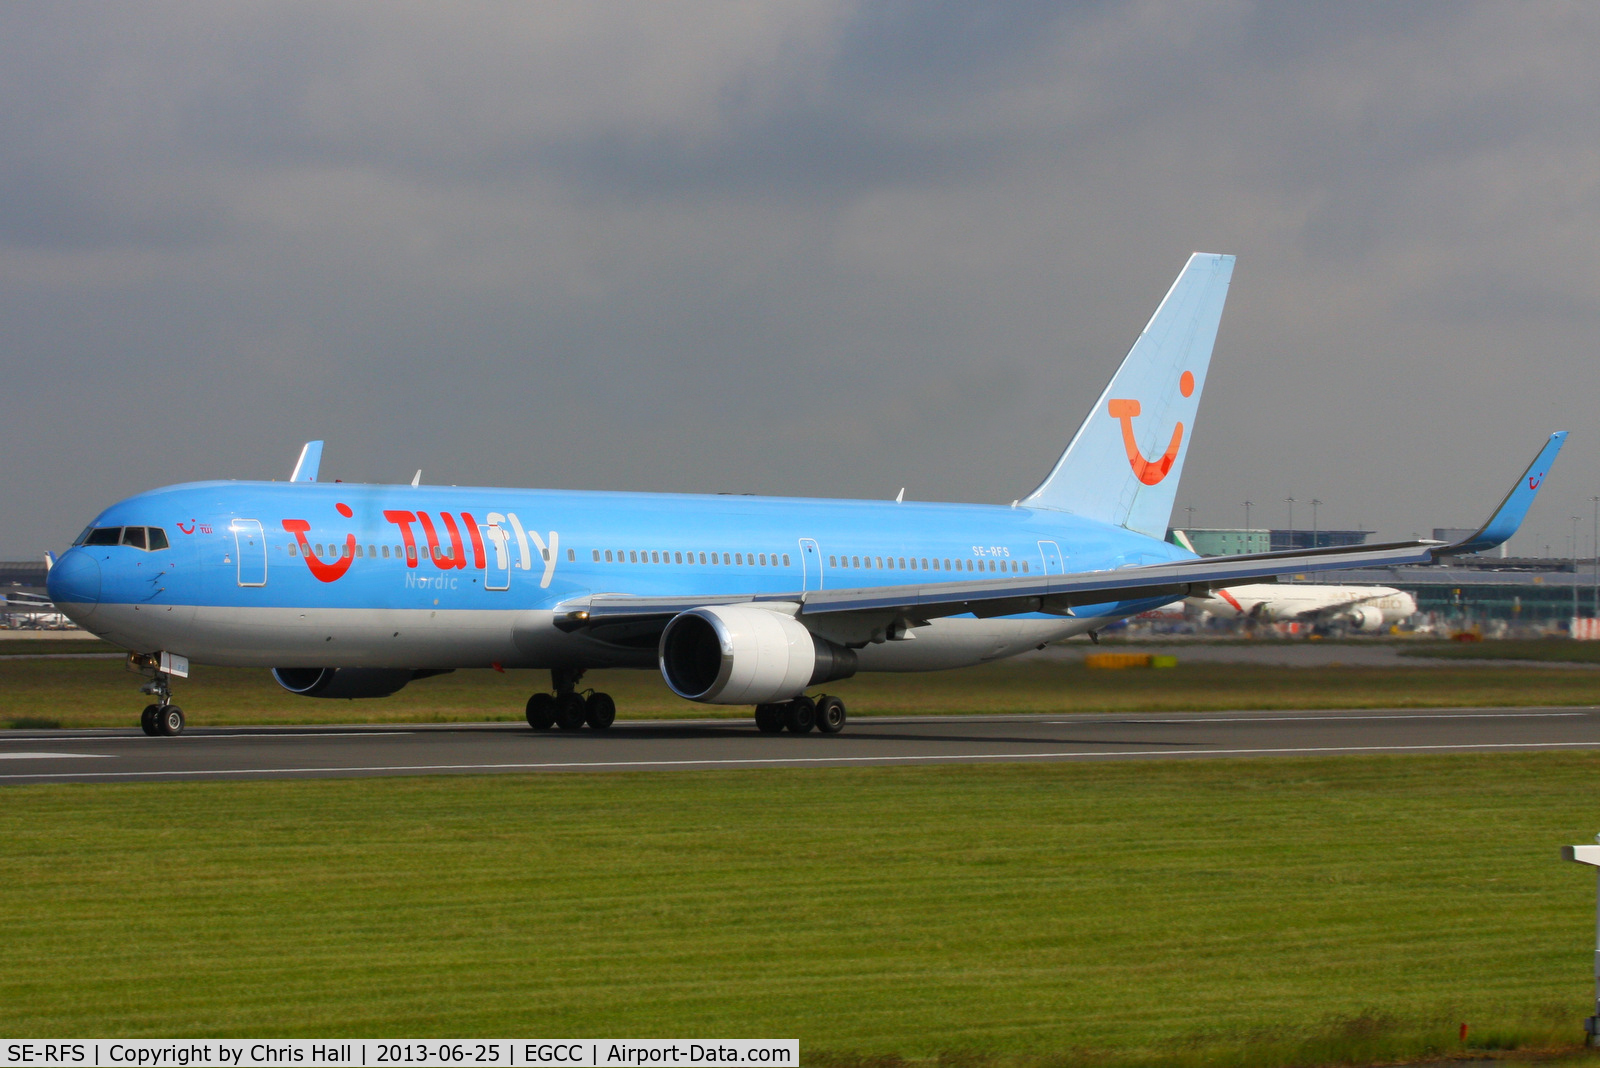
left=271, top=667, right=450, bottom=699
left=659, top=605, right=857, bottom=704
left=1343, top=605, right=1386, bottom=632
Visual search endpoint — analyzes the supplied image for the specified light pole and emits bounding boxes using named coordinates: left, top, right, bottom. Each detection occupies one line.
left=1185, top=505, right=1195, bottom=531
left=1285, top=497, right=1296, bottom=549
left=1560, top=836, right=1600, bottom=1045
left=1591, top=497, right=1598, bottom=617
left=1244, top=500, right=1252, bottom=530
left=1574, top=516, right=1583, bottom=625
left=1311, top=498, right=1322, bottom=551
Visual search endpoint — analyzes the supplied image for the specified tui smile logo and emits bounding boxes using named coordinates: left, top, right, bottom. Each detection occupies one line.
left=1108, top=371, right=1194, bottom=486
left=282, top=503, right=358, bottom=583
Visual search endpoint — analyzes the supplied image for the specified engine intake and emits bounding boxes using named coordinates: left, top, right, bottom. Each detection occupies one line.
left=1343, top=604, right=1386, bottom=632
left=659, top=605, right=856, bottom=705
left=271, top=667, right=450, bottom=699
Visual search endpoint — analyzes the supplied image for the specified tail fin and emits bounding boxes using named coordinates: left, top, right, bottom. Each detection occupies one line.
left=1022, top=252, right=1234, bottom=539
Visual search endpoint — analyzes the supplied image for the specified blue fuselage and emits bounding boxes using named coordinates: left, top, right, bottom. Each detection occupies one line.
left=49, top=480, right=1194, bottom=671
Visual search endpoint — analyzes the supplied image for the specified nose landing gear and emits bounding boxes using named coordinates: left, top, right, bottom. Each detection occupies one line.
left=131, top=656, right=185, bottom=736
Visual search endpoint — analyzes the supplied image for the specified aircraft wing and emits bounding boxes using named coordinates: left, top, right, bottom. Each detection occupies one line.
left=558, top=432, right=1564, bottom=642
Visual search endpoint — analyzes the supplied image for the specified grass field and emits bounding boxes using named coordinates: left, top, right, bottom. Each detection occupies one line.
left=6, top=651, right=1600, bottom=729
left=5, top=754, right=1600, bottom=1066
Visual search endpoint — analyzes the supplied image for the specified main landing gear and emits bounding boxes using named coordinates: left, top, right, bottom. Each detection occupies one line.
left=130, top=657, right=185, bottom=736
left=525, top=667, right=616, bottom=732
left=755, top=694, right=847, bottom=735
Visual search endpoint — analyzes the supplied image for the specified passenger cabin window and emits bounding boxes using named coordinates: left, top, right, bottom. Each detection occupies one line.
left=384, top=546, right=392, bottom=558
left=567, top=549, right=575, bottom=562
left=782, top=554, right=790, bottom=566
left=758, top=553, right=766, bottom=565
left=288, top=544, right=299, bottom=557
left=605, top=550, right=614, bottom=562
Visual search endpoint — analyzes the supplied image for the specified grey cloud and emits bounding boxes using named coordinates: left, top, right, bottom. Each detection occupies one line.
left=4, top=2, right=1600, bottom=560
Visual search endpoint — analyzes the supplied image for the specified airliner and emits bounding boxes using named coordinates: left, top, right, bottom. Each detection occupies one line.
left=45, top=254, right=1566, bottom=736
left=1187, top=584, right=1420, bottom=631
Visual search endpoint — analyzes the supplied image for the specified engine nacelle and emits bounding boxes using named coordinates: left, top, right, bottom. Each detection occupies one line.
left=659, top=605, right=857, bottom=704
left=272, top=667, right=427, bottom=699
left=1343, top=605, right=1386, bottom=632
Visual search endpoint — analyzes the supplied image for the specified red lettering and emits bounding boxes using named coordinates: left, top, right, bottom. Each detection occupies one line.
left=418, top=511, right=467, bottom=569
left=281, top=520, right=356, bottom=583
left=461, top=512, right=487, bottom=570
left=383, top=510, right=420, bottom=567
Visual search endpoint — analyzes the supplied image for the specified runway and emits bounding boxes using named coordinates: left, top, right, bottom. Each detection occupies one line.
left=3, top=706, right=1600, bottom=784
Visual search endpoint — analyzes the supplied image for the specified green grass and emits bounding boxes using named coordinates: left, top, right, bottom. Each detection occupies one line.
left=1401, top=639, right=1600, bottom=664
left=4, top=755, right=1600, bottom=1066
left=0, top=637, right=117, bottom=655
left=6, top=654, right=1600, bottom=729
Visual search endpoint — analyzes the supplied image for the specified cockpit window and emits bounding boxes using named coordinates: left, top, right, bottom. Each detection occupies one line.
left=72, top=525, right=93, bottom=546
left=81, top=526, right=169, bottom=550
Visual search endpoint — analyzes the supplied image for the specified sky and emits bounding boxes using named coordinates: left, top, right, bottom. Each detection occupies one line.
left=4, top=2, right=1599, bottom=559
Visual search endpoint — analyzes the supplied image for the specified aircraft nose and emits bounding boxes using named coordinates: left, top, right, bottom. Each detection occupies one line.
left=47, top=550, right=101, bottom=620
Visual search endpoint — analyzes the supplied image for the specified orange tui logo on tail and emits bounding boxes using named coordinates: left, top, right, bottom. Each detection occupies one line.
left=1107, top=371, right=1194, bottom=486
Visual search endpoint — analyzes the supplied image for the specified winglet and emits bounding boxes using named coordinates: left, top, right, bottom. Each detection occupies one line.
left=1448, top=431, right=1566, bottom=555
left=290, top=441, right=324, bottom=483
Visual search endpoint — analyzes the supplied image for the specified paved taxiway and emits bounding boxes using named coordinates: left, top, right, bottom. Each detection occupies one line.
left=3, top=706, right=1599, bottom=784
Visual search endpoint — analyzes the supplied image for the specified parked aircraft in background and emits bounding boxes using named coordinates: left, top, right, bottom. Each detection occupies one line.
left=46, top=253, right=1565, bottom=737
left=1186, top=584, right=1419, bottom=631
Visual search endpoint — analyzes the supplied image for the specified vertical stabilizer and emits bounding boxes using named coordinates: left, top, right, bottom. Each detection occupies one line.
left=290, top=441, right=324, bottom=483
left=1022, top=253, right=1234, bottom=539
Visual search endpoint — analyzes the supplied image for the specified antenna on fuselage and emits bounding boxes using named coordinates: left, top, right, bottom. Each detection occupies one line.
left=411, top=470, right=422, bottom=487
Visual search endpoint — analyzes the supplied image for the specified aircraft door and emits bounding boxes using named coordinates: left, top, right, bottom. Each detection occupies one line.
left=799, top=538, right=822, bottom=591
left=1038, top=540, right=1064, bottom=575
left=232, top=520, right=267, bottom=587
left=482, top=523, right=511, bottom=591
